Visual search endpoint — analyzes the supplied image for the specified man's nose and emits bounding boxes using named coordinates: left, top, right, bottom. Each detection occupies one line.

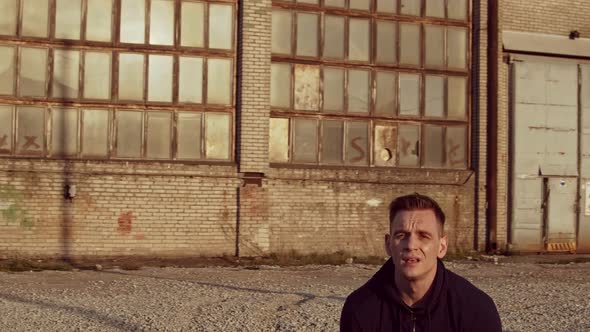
left=404, top=234, right=418, bottom=250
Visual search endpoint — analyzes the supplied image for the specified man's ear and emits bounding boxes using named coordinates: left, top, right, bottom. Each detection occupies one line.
left=384, top=234, right=392, bottom=256
left=437, top=235, right=448, bottom=259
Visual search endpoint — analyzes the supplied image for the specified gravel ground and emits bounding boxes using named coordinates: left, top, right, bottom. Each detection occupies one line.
left=0, top=260, right=589, bottom=332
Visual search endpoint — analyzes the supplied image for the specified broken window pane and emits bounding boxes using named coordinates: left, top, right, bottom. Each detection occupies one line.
left=81, top=109, right=110, bottom=157
left=323, top=67, right=344, bottom=112
left=376, top=0, right=397, bottom=13
left=348, top=69, right=369, bottom=113
left=50, top=107, right=78, bottom=157
left=120, top=0, right=145, bottom=44
left=425, top=75, right=444, bottom=117
left=19, top=47, right=47, bottom=97
left=148, top=54, right=173, bottom=102
left=448, top=76, right=467, bottom=119
left=55, top=0, right=82, bottom=40
left=0, top=105, right=13, bottom=154
left=399, top=73, right=420, bottom=116
left=118, top=53, right=145, bottom=101
left=52, top=49, right=80, bottom=99
left=17, top=106, right=45, bottom=155
left=177, top=112, right=202, bottom=159
left=84, top=51, right=111, bottom=100
left=271, top=63, right=291, bottom=108
left=21, top=0, right=49, bottom=37
left=448, top=0, right=467, bottom=20
left=400, top=23, right=420, bottom=66
left=398, top=124, right=419, bottom=166
left=296, top=13, right=318, bottom=57
left=321, top=120, right=343, bottom=164
left=269, top=117, right=289, bottom=162
left=178, top=56, right=203, bottom=103
left=448, top=27, right=467, bottom=69
left=86, top=0, right=113, bottom=42
left=446, top=126, right=466, bottom=168
left=0, top=46, right=15, bottom=95
left=375, top=71, right=396, bottom=116
left=116, top=110, right=143, bottom=158
left=425, top=25, right=444, bottom=67
left=423, top=124, right=444, bottom=167
left=374, top=124, right=397, bottom=167
left=325, top=0, right=344, bottom=8
left=209, top=4, right=233, bottom=50
left=294, top=64, right=320, bottom=111
left=293, top=118, right=317, bottom=163
left=400, top=0, right=420, bottom=16
left=150, top=0, right=174, bottom=45
left=349, top=18, right=369, bottom=62
left=324, top=15, right=345, bottom=59
left=0, top=0, right=17, bottom=35
left=350, top=0, right=370, bottom=11
left=207, top=58, right=232, bottom=105
left=205, top=112, right=231, bottom=160
left=146, top=112, right=171, bottom=159
left=346, top=121, right=368, bottom=165
left=272, top=10, right=292, bottom=55
left=181, top=1, right=204, bottom=47
left=376, top=20, right=396, bottom=64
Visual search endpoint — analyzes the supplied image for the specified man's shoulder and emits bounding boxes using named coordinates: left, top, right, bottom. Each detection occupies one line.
left=343, top=280, right=381, bottom=310
left=445, top=268, right=496, bottom=306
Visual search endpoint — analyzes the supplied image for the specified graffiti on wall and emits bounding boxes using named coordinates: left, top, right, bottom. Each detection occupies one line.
left=117, top=211, right=136, bottom=235
left=0, top=185, right=33, bottom=227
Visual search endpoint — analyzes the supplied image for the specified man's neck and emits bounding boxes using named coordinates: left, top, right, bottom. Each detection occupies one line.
left=394, top=268, right=437, bottom=307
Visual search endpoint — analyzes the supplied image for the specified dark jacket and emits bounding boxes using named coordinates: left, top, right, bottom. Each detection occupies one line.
left=340, top=259, right=502, bottom=332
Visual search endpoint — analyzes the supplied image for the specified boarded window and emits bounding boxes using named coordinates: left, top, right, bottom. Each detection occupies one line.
left=17, top=106, right=45, bottom=155
left=323, top=67, right=344, bottom=112
left=116, top=110, right=143, bottom=158
left=448, top=76, right=467, bottom=119
left=399, top=73, right=420, bottom=116
left=0, top=46, right=15, bottom=95
left=50, top=108, right=78, bottom=156
left=350, top=0, right=370, bottom=11
left=296, top=13, right=318, bottom=57
left=207, top=58, right=232, bottom=105
left=294, top=64, right=320, bottom=111
left=178, top=56, right=203, bottom=103
left=271, top=63, right=291, bottom=108
left=348, top=69, right=369, bottom=113
left=0, top=0, right=18, bottom=35
left=86, top=0, right=113, bottom=42
left=346, top=121, right=368, bottom=165
left=118, top=53, right=145, bottom=101
left=400, top=0, right=420, bottom=16
left=269, top=118, right=289, bottom=162
left=180, top=1, right=205, bottom=47
left=349, top=18, right=370, bottom=62
left=398, top=124, right=419, bottom=166
left=55, top=0, right=82, bottom=40
left=81, top=109, right=109, bottom=157
left=84, top=52, right=111, bottom=100
left=21, top=0, right=49, bottom=38
left=19, top=47, right=47, bottom=97
left=448, top=27, right=467, bottom=69
left=423, top=124, right=444, bottom=167
left=292, top=118, right=317, bottom=163
left=0, top=105, right=13, bottom=154
left=52, top=49, right=80, bottom=99
left=177, top=112, right=202, bottom=159
left=324, top=15, right=345, bottom=59
left=148, top=54, right=173, bottom=102
left=376, top=0, right=397, bottom=13
left=146, top=112, right=171, bottom=159
left=374, top=124, right=397, bottom=166
left=425, top=25, right=444, bottom=67
left=272, top=10, right=292, bottom=55
left=376, top=20, right=396, bottom=64
left=448, top=0, right=467, bottom=20
left=446, top=126, right=466, bottom=168
left=209, top=4, right=233, bottom=50
left=150, top=0, right=174, bottom=45
left=425, top=75, right=444, bottom=117
left=120, top=0, right=146, bottom=44
left=375, top=71, right=396, bottom=116
left=400, top=23, right=420, bottom=66
left=425, top=0, right=444, bottom=17
left=205, top=112, right=231, bottom=160
left=321, top=120, right=343, bottom=164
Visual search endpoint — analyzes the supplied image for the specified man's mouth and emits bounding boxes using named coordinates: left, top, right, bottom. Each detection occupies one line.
left=402, top=257, right=421, bottom=264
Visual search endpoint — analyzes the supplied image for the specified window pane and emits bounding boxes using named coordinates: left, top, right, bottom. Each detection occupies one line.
left=398, top=124, right=419, bottom=166
left=179, top=56, right=203, bottom=103
left=86, top=0, right=113, bottom=42
left=209, top=4, right=233, bottom=50
left=50, top=108, right=78, bottom=156
left=425, top=75, right=444, bottom=117
left=346, top=121, right=368, bottom=165
left=150, top=0, right=174, bottom=45
left=448, top=76, right=467, bottom=119
left=146, top=112, right=171, bottom=159
left=448, top=0, right=467, bottom=20
left=323, top=67, right=344, bottom=112
left=0, top=46, right=15, bottom=95
left=17, top=106, right=45, bottom=155
left=181, top=1, right=204, bottom=47
left=321, top=120, right=343, bottom=164
left=293, top=118, right=317, bottom=163
left=0, top=0, right=17, bottom=35
left=118, top=53, right=144, bottom=101
left=298, top=0, right=318, bottom=5
left=55, top=0, right=82, bottom=40
left=0, top=105, right=13, bottom=154
left=52, top=49, right=80, bottom=99
left=400, top=0, right=420, bottom=16
left=296, top=13, right=318, bottom=57
left=448, top=27, right=467, bottom=69
left=423, top=124, right=444, bottom=167
left=19, top=47, right=47, bottom=97
left=207, top=58, right=232, bottom=105
left=400, top=23, right=420, bottom=65
left=425, top=25, right=444, bottom=67
left=375, top=71, right=396, bottom=116
left=325, top=0, right=344, bottom=8
left=21, top=0, right=49, bottom=37
left=116, top=111, right=142, bottom=158
left=376, top=0, right=396, bottom=13
left=81, top=109, right=109, bottom=157
left=84, top=52, right=111, bottom=100
left=177, top=112, right=202, bottom=159
left=205, top=112, right=231, bottom=160
left=272, top=10, right=292, bottom=55
left=348, top=70, right=369, bottom=113
left=399, top=73, right=420, bottom=116
left=148, top=55, right=173, bottom=102
left=374, top=124, right=397, bottom=166
left=271, top=63, right=291, bottom=108
left=446, top=126, right=466, bottom=168
left=349, top=19, right=369, bottom=62
left=120, top=0, right=145, bottom=44
left=350, top=0, right=370, bottom=11
left=324, top=15, right=344, bottom=59
left=294, top=64, right=320, bottom=111
left=376, top=20, right=396, bottom=64
left=425, top=0, right=444, bottom=17
left=269, top=118, right=289, bottom=162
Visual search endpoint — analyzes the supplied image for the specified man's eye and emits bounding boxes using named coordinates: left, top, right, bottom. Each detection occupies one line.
left=394, top=233, right=405, bottom=239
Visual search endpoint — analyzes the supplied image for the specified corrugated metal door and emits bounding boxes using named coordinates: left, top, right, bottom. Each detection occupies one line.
left=579, top=65, right=590, bottom=252
left=546, top=178, right=577, bottom=244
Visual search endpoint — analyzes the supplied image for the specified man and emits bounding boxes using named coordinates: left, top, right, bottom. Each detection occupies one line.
left=341, top=193, right=501, bottom=332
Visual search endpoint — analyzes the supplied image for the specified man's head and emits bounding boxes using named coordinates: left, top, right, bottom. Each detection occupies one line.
left=385, top=193, right=448, bottom=284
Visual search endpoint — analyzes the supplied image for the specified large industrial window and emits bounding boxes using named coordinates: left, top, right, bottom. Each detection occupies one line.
left=0, top=0, right=235, bottom=161
left=270, top=0, right=470, bottom=169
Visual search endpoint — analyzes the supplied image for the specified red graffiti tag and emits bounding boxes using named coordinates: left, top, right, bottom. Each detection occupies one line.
left=447, top=141, right=464, bottom=166
left=117, top=211, right=136, bottom=235
left=22, top=136, right=40, bottom=151
left=350, top=137, right=366, bottom=162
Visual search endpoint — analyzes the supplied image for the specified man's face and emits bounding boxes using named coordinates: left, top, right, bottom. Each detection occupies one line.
left=385, top=209, right=448, bottom=282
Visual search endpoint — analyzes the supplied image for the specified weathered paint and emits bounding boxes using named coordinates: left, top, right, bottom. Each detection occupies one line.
left=0, top=185, right=33, bottom=228
left=578, top=65, right=590, bottom=252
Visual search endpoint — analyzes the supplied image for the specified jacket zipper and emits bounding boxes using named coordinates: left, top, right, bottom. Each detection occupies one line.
left=411, top=311, right=416, bottom=332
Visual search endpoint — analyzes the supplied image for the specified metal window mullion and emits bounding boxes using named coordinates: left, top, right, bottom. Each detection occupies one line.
left=81, top=0, right=88, bottom=41
left=47, top=48, right=55, bottom=99
left=204, top=2, right=209, bottom=49
left=202, top=111, right=207, bottom=159
left=49, top=0, right=56, bottom=41
left=145, top=0, right=150, bottom=45
left=15, top=0, right=22, bottom=37
left=114, top=0, right=122, bottom=44
left=143, top=53, right=148, bottom=102
left=141, top=110, right=146, bottom=158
